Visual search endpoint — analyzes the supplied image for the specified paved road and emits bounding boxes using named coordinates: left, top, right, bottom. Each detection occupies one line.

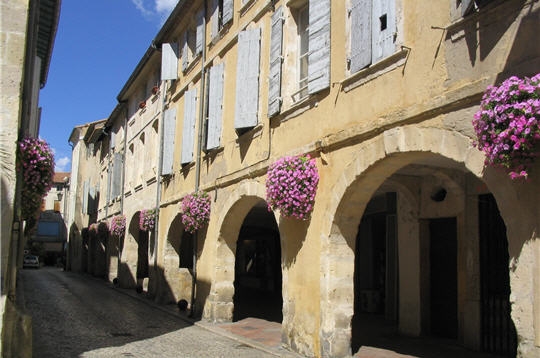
left=20, top=267, right=276, bottom=358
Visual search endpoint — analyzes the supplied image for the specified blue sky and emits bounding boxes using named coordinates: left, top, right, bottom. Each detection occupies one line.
left=39, top=0, right=178, bottom=172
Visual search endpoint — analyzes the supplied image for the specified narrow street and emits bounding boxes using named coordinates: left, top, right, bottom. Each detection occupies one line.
left=19, top=267, right=278, bottom=358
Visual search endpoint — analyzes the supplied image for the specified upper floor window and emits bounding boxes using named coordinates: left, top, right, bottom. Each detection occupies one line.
left=211, top=0, right=233, bottom=40
left=348, top=0, right=397, bottom=74
left=296, top=5, right=310, bottom=101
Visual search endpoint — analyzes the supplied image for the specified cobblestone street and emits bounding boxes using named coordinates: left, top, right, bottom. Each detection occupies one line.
left=19, top=267, right=281, bottom=358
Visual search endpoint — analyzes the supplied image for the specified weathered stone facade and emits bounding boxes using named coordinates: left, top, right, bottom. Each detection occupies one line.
left=67, top=0, right=540, bottom=357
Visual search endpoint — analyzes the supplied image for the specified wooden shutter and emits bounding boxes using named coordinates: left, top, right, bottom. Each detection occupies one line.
left=181, top=32, right=189, bottom=72
left=349, top=0, right=372, bottom=73
left=181, top=89, right=197, bottom=164
left=372, top=0, right=396, bottom=63
left=211, top=0, right=220, bottom=39
left=268, top=7, right=284, bottom=117
left=161, top=108, right=177, bottom=175
left=223, top=0, right=234, bottom=25
left=161, top=42, right=179, bottom=80
left=308, top=0, right=331, bottom=94
left=112, top=152, right=123, bottom=198
left=82, top=180, right=89, bottom=214
left=89, top=186, right=96, bottom=214
left=110, top=130, right=116, bottom=149
left=30, top=56, right=41, bottom=136
left=234, top=28, right=261, bottom=131
left=461, top=0, right=474, bottom=16
left=207, top=63, right=224, bottom=150
left=196, top=9, right=205, bottom=55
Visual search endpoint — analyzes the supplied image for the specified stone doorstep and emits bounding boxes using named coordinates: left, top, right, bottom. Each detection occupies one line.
left=354, top=346, right=417, bottom=358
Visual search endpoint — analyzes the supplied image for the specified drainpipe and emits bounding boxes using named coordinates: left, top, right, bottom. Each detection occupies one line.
left=190, top=0, right=207, bottom=317
left=154, top=80, right=169, bottom=268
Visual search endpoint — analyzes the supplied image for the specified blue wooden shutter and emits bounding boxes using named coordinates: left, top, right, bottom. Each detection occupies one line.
left=161, top=108, right=177, bottom=175
left=181, top=89, right=197, bottom=164
left=223, top=0, right=234, bottom=25
left=308, top=0, right=331, bottom=94
left=234, top=28, right=261, bottom=131
left=161, top=42, right=179, bottom=80
left=349, top=0, right=372, bottom=73
left=207, top=64, right=224, bottom=150
left=196, top=9, right=205, bottom=55
left=268, top=7, right=284, bottom=117
left=372, top=0, right=396, bottom=63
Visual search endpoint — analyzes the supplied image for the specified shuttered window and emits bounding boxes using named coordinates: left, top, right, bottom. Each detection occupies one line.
left=111, top=152, right=123, bottom=198
left=161, top=42, right=179, bottom=80
left=308, top=0, right=331, bottom=94
left=234, top=28, right=261, bottom=132
left=211, top=0, right=233, bottom=40
left=196, top=9, right=205, bottom=55
left=161, top=108, right=177, bottom=175
left=82, top=180, right=89, bottom=214
left=349, top=0, right=396, bottom=74
left=268, top=7, right=284, bottom=117
left=207, top=63, right=224, bottom=150
left=181, top=89, right=197, bottom=164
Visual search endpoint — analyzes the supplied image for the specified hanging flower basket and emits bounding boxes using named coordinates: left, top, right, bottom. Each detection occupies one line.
left=266, top=154, right=319, bottom=220
left=139, top=209, right=156, bottom=231
left=88, top=223, right=98, bottom=240
left=152, top=85, right=159, bottom=95
left=110, top=214, right=126, bottom=238
left=139, top=100, right=146, bottom=109
left=18, top=137, right=55, bottom=220
left=181, top=191, right=211, bottom=234
left=473, top=73, right=540, bottom=180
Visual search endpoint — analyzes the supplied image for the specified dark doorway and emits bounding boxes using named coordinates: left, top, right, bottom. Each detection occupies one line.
left=478, top=194, right=517, bottom=356
left=429, top=217, right=457, bottom=339
left=351, top=193, right=397, bottom=353
left=233, top=203, right=282, bottom=323
left=137, top=230, right=149, bottom=279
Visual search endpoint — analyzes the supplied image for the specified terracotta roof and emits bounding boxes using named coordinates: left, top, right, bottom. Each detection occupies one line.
left=53, top=172, right=70, bottom=183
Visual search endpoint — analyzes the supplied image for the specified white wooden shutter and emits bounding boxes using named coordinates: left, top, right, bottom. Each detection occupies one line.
left=207, top=63, right=224, bottom=150
left=349, top=0, right=372, bottom=73
left=308, top=0, right=331, bottom=94
left=110, top=130, right=116, bottom=149
left=161, top=108, right=177, bottom=175
left=268, top=7, right=284, bottom=117
left=196, top=9, right=205, bottom=55
left=161, top=42, right=179, bottom=80
left=112, top=152, right=123, bottom=197
left=461, top=0, right=474, bottom=16
left=234, top=28, right=261, bottom=131
left=372, top=0, right=396, bottom=63
left=82, top=180, right=89, bottom=214
left=211, top=0, right=220, bottom=39
left=223, top=0, right=234, bottom=25
left=181, top=32, right=189, bottom=72
left=181, top=89, right=197, bottom=164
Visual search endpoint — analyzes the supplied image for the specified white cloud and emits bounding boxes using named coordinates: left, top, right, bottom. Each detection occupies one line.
left=55, top=156, right=71, bottom=172
left=131, top=0, right=153, bottom=17
left=155, top=0, right=178, bottom=14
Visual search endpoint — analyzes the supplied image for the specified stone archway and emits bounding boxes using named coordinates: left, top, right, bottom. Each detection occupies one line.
left=203, top=180, right=284, bottom=323
left=319, top=126, right=529, bottom=357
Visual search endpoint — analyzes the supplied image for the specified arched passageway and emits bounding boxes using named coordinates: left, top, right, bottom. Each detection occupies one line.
left=233, top=201, right=283, bottom=323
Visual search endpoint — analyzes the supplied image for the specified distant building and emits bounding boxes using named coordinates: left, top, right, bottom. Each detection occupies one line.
left=43, top=172, right=70, bottom=215
left=66, top=1, right=540, bottom=357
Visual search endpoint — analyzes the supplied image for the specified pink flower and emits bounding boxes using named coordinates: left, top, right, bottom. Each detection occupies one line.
left=181, top=192, right=211, bottom=233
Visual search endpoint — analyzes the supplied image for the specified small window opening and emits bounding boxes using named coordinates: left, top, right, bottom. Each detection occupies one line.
left=380, top=14, right=387, bottom=31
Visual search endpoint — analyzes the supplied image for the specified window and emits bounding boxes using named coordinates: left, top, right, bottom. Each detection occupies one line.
left=181, top=89, right=197, bottom=164
left=296, top=5, right=310, bottom=101
left=348, top=0, right=397, bottom=74
left=211, top=0, right=233, bottom=40
left=206, top=63, right=224, bottom=150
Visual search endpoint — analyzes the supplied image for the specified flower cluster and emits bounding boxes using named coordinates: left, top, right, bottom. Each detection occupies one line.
left=181, top=191, right=211, bottom=234
left=266, top=154, right=319, bottom=220
left=88, top=223, right=98, bottom=237
left=139, top=209, right=156, bottom=231
left=110, top=215, right=126, bottom=238
left=473, top=73, right=540, bottom=179
left=18, top=137, right=55, bottom=219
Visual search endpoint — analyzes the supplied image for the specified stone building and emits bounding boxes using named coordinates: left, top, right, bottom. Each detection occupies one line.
left=67, top=0, right=540, bottom=357
left=1, top=0, right=61, bottom=355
